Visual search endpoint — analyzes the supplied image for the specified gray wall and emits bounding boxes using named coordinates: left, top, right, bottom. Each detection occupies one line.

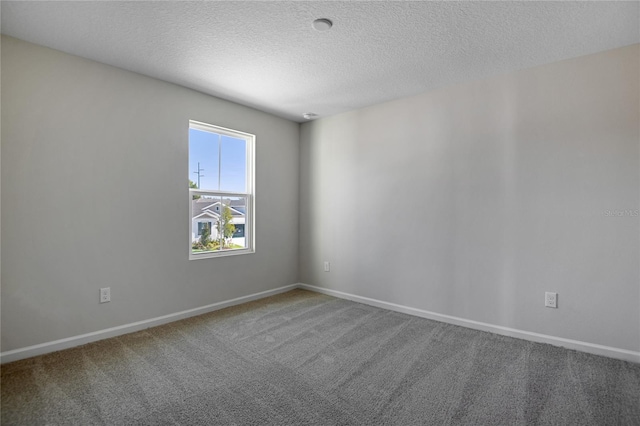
left=1, top=36, right=299, bottom=351
left=300, top=44, right=639, bottom=352
left=3, top=35, right=638, bottom=356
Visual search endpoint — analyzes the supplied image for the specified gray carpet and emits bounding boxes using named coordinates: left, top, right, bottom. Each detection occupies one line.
left=2, top=289, right=639, bottom=425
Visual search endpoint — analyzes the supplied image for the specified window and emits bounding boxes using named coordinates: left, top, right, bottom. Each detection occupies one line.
left=189, top=121, right=254, bottom=259
left=197, top=222, right=213, bottom=236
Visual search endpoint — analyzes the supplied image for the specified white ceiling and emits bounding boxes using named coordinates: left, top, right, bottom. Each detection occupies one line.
left=2, top=1, right=638, bottom=123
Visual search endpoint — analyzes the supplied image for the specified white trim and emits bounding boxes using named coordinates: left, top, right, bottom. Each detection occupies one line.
left=189, top=120, right=254, bottom=140
left=0, top=284, right=299, bottom=364
left=190, top=247, right=255, bottom=260
left=4, top=283, right=637, bottom=365
left=191, top=190, right=249, bottom=198
left=299, top=284, right=640, bottom=364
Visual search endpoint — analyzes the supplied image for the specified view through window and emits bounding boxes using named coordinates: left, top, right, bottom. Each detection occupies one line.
left=189, top=121, right=254, bottom=259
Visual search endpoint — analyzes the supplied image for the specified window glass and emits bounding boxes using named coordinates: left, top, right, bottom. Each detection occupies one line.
left=188, top=121, right=254, bottom=259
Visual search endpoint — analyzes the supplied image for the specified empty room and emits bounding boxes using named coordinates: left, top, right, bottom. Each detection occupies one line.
left=1, top=1, right=639, bottom=425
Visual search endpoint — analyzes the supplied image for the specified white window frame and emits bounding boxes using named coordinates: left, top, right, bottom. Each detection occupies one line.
left=189, top=120, right=255, bottom=260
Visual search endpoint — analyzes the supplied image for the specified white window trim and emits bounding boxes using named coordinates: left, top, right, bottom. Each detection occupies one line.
left=188, top=121, right=255, bottom=260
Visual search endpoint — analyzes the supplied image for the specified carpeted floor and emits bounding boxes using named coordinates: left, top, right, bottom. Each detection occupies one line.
left=1, top=289, right=639, bottom=425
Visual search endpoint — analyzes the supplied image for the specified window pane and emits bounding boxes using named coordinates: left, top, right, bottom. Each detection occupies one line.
left=192, top=194, right=222, bottom=254
left=189, top=128, right=220, bottom=191
left=220, top=136, right=247, bottom=192
left=220, top=196, right=248, bottom=251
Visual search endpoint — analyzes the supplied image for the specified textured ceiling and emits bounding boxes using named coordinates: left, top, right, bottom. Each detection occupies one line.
left=2, top=1, right=638, bottom=122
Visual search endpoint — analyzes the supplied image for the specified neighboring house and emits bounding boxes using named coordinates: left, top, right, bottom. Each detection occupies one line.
left=191, top=198, right=246, bottom=246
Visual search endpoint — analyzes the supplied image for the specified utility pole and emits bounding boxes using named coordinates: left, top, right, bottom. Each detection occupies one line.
left=193, top=162, right=204, bottom=188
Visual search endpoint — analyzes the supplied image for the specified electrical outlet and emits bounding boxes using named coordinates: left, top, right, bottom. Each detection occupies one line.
left=323, top=261, right=330, bottom=272
left=545, top=292, right=557, bottom=308
left=100, top=287, right=111, bottom=303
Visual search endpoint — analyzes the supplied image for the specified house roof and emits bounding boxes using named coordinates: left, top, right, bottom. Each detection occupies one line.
left=191, top=198, right=245, bottom=220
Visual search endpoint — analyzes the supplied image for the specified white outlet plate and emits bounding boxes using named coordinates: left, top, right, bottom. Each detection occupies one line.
left=323, top=261, right=330, bottom=272
left=100, top=287, right=111, bottom=303
left=545, top=292, right=557, bottom=308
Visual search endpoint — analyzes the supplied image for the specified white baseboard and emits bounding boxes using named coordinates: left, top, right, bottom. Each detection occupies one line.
left=0, top=283, right=299, bottom=364
left=3, top=282, right=638, bottom=365
left=299, top=283, right=640, bottom=364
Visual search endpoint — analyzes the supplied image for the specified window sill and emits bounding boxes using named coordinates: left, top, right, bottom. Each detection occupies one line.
left=189, top=248, right=255, bottom=260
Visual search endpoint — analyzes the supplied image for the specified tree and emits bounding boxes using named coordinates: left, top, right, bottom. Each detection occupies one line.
left=189, top=179, right=200, bottom=199
left=199, top=222, right=211, bottom=247
left=216, top=205, right=236, bottom=248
